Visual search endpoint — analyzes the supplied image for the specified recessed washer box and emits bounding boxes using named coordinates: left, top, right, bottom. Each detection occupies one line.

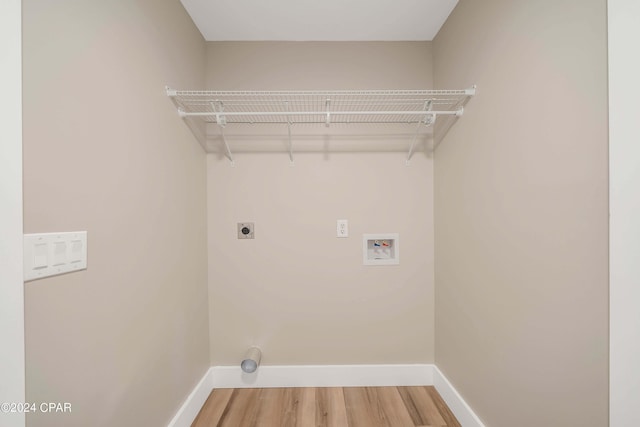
left=363, top=233, right=399, bottom=265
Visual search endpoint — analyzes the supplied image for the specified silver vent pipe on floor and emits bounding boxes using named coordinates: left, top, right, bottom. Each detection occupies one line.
left=241, top=347, right=262, bottom=374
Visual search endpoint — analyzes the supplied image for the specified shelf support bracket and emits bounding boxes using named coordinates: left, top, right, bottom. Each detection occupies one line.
left=212, top=101, right=233, bottom=165
left=406, top=122, right=424, bottom=166
left=285, top=101, right=294, bottom=165
left=325, top=98, right=331, bottom=128
left=165, top=86, right=177, bottom=97
left=406, top=101, right=433, bottom=165
left=212, top=100, right=227, bottom=127
left=423, top=100, right=435, bottom=127
left=220, top=127, right=234, bottom=166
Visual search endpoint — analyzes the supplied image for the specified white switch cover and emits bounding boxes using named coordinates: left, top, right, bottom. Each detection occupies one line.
left=33, top=243, right=48, bottom=269
left=52, top=241, right=67, bottom=266
left=24, top=232, right=87, bottom=281
left=337, top=219, right=348, bottom=238
left=69, top=240, right=84, bottom=263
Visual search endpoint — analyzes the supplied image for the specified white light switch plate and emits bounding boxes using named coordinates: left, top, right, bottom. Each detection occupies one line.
left=24, top=231, right=87, bottom=281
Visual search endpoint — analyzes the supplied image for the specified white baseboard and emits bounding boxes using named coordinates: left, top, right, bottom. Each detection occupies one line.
left=168, top=364, right=485, bottom=427
left=433, top=366, right=486, bottom=427
left=167, top=368, right=214, bottom=427
left=211, top=364, right=434, bottom=388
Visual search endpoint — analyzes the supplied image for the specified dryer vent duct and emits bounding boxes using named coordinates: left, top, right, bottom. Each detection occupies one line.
left=241, top=347, right=262, bottom=374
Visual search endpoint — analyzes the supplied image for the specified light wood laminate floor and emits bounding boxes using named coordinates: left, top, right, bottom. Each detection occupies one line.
left=191, top=386, right=461, bottom=427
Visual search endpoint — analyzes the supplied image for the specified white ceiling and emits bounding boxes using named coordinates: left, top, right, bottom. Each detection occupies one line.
left=180, top=0, right=458, bottom=41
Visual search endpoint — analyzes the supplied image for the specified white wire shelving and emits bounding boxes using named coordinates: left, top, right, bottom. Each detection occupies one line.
left=166, top=86, right=475, bottom=165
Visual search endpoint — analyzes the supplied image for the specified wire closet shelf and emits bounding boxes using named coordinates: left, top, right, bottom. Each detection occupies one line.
left=166, top=86, right=475, bottom=164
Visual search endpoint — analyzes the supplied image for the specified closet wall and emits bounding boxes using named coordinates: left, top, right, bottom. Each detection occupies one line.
left=1, top=1, right=24, bottom=425
left=22, top=1, right=209, bottom=426
left=433, top=1, right=608, bottom=426
left=206, top=42, right=436, bottom=365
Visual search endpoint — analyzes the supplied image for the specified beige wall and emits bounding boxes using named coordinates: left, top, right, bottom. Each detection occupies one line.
left=206, top=42, right=435, bottom=365
left=433, top=1, right=608, bottom=426
left=22, top=1, right=209, bottom=426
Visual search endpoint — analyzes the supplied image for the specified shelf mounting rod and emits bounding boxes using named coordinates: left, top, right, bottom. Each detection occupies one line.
left=212, top=101, right=233, bottom=165
left=407, top=101, right=433, bottom=164
left=219, top=127, right=234, bottom=166
left=180, top=110, right=460, bottom=118
left=406, top=122, right=424, bottom=165
left=285, top=101, right=294, bottom=164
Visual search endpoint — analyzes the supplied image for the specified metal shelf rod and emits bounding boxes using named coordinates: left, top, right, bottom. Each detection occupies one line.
left=180, top=110, right=463, bottom=118
left=168, top=88, right=475, bottom=96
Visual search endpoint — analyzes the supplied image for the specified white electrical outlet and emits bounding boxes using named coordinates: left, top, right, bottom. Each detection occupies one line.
left=337, top=219, right=348, bottom=238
